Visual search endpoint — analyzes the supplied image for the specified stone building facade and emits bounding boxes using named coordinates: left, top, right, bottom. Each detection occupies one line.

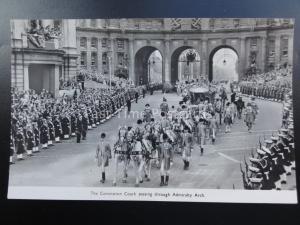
left=11, top=18, right=294, bottom=94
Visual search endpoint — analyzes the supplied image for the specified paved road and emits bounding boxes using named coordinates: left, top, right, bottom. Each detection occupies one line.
left=9, top=92, right=296, bottom=190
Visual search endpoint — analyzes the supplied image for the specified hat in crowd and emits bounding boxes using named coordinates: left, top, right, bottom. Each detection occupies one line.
left=249, top=177, right=263, bottom=183
left=100, top=133, right=106, bottom=138
left=137, top=119, right=143, bottom=124
left=249, top=166, right=260, bottom=173
left=262, top=146, right=271, bottom=154
left=145, top=103, right=150, bottom=107
left=280, top=128, right=288, bottom=133
left=271, top=136, right=279, bottom=142
left=264, top=139, right=272, bottom=144
left=162, top=133, right=168, bottom=140
left=257, top=148, right=266, bottom=155
left=278, top=133, right=287, bottom=138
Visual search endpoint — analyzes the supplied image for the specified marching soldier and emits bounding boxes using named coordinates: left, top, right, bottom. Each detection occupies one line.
left=158, top=133, right=173, bottom=186
left=96, top=133, right=112, bottom=183
left=143, top=104, right=153, bottom=123
left=160, top=97, right=169, bottom=114
left=181, top=126, right=193, bottom=170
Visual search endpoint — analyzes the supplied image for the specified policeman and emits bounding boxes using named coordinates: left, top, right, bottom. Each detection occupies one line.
left=71, top=112, right=77, bottom=136
left=158, top=133, right=173, bottom=186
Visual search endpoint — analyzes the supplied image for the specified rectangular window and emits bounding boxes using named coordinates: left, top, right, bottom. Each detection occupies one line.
left=80, top=37, right=87, bottom=48
left=80, top=52, right=87, bottom=66
left=91, top=38, right=97, bottom=48
left=91, top=52, right=97, bottom=68
left=281, top=38, right=288, bottom=57
left=268, top=39, right=275, bottom=57
left=117, top=39, right=125, bottom=49
left=101, top=38, right=107, bottom=48
left=102, top=52, right=108, bottom=65
left=117, top=52, right=124, bottom=66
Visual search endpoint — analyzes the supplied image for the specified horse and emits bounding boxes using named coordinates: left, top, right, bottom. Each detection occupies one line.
left=112, top=126, right=130, bottom=186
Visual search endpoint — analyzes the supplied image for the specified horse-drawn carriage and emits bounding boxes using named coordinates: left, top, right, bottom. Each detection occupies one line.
left=189, top=86, right=216, bottom=105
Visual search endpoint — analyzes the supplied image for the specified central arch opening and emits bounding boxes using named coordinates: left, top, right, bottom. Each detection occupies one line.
left=209, top=46, right=239, bottom=82
left=171, top=46, right=201, bottom=84
left=134, top=47, right=163, bottom=85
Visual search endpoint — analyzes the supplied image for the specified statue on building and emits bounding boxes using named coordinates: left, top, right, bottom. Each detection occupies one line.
left=27, top=20, right=62, bottom=48
left=27, top=20, right=45, bottom=48
left=191, top=18, right=201, bottom=30
left=171, top=18, right=181, bottom=31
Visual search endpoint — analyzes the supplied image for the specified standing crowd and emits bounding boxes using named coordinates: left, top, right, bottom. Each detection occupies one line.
left=10, top=84, right=145, bottom=164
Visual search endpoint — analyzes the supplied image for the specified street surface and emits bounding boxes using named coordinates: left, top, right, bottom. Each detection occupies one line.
left=9, top=91, right=296, bottom=190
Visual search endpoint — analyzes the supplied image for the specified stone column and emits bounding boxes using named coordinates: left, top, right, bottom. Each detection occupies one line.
left=201, top=38, right=208, bottom=77
left=261, top=36, right=267, bottom=73
left=110, top=38, right=115, bottom=77
left=288, top=35, right=294, bottom=66
left=128, top=38, right=135, bottom=83
left=239, top=37, right=246, bottom=79
left=86, top=37, right=91, bottom=70
left=54, top=64, right=60, bottom=97
left=97, top=38, right=103, bottom=74
left=275, top=35, right=281, bottom=67
left=62, top=19, right=78, bottom=79
left=163, top=39, right=170, bottom=83
left=23, top=65, right=29, bottom=90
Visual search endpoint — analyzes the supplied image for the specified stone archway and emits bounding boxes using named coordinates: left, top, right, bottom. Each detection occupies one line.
left=170, top=46, right=201, bottom=84
left=208, top=45, right=239, bottom=82
left=134, top=46, right=163, bottom=85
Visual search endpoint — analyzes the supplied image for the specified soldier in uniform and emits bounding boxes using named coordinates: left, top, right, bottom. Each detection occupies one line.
left=40, top=119, right=49, bottom=149
left=32, top=122, right=40, bottom=153
left=26, top=124, right=35, bottom=156
left=181, top=126, right=193, bottom=170
left=76, top=114, right=83, bottom=143
left=158, top=133, right=173, bottom=186
left=10, top=132, right=15, bottom=164
left=53, top=115, right=62, bottom=143
left=143, top=104, right=153, bottom=123
left=47, top=117, right=55, bottom=146
left=82, top=112, right=88, bottom=140
left=61, top=113, right=70, bottom=139
left=160, top=97, right=169, bottom=114
left=16, top=127, right=25, bottom=160
left=71, top=112, right=77, bottom=136
left=95, top=133, right=112, bottom=183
